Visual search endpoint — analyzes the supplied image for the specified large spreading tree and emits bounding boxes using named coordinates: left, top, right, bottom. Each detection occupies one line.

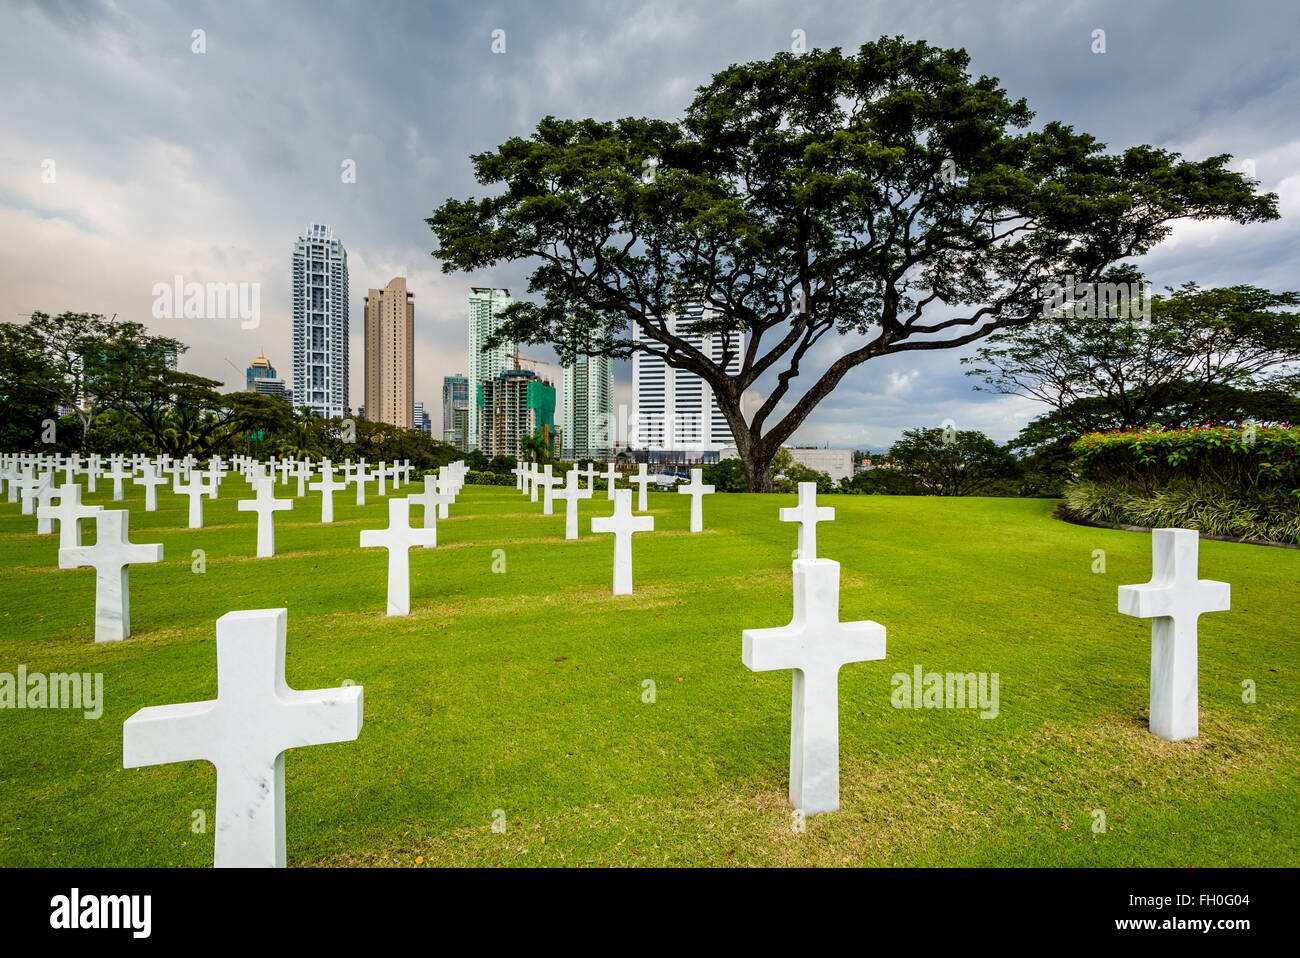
left=429, top=37, right=1277, bottom=491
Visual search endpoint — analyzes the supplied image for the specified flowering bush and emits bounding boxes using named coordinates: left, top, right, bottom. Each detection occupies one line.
left=1071, top=425, right=1300, bottom=492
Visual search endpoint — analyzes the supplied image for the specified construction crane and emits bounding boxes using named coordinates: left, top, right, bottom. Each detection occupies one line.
left=510, top=347, right=550, bottom=372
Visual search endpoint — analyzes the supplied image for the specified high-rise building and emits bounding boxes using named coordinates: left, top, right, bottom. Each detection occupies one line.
left=466, top=287, right=515, bottom=450
left=561, top=338, right=614, bottom=460
left=413, top=401, right=432, bottom=435
left=292, top=223, right=350, bottom=419
left=246, top=353, right=286, bottom=398
left=441, top=374, right=469, bottom=450
left=246, top=354, right=277, bottom=391
left=363, top=276, right=415, bottom=428
left=479, top=368, right=558, bottom=460
left=631, top=301, right=742, bottom=461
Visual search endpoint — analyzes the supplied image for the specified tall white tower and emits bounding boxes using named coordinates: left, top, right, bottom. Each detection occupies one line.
left=466, top=287, right=515, bottom=451
left=291, top=224, right=350, bottom=419
left=561, top=340, right=614, bottom=460
left=631, top=300, right=741, bottom=459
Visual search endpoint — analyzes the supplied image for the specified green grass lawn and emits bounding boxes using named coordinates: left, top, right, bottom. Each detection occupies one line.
left=0, top=475, right=1296, bottom=867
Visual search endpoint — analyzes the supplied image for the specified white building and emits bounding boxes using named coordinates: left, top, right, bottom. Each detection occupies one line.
left=412, top=401, right=432, bottom=435
left=291, top=224, right=350, bottom=419
left=562, top=339, right=614, bottom=460
left=631, top=300, right=742, bottom=460
left=466, top=287, right=515, bottom=451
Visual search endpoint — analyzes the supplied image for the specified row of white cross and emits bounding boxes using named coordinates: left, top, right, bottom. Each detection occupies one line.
left=4, top=457, right=1231, bottom=866
left=1, top=452, right=415, bottom=505
left=514, top=461, right=718, bottom=593
left=4, top=455, right=468, bottom=641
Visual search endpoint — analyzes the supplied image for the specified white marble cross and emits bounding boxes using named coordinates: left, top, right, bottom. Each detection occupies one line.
left=85, top=454, right=101, bottom=493
left=537, top=466, right=560, bottom=515
left=434, top=474, right=457, bottom=518
left=374, top=462, right=389, bottom=497
left=308, top=464, right=347, bottom=523
left=553, top=468, right=594, bottom=539
left=59, top=510, right=163, bottom=642
left=514, top=462, right=527, bottom=492
left=104, top=457, right=131, bottom=501
left=780, top=482, right=835, bottom=560
left=629, top=462, right=652, bottom=512
left=133, top=463, right=168, bottom=512
left=350, top=467, right=371, bottom=506
left=677, top=467, right=715, bottom=533
left=38, top=482, right=101, bottom=551
left=122, top=608, right=364, bottom=867
left=34, top=474, right=58, bottom=533
left=581, top=461, right=598, bottom=490
left=16, top=468, right=44, bottom=515
left=0, top=462, right=20, bottom=502
left=237, top=478, right=293, bottom=558
left=1118, top=528, right=1230, bottom=741
left=408, top=476, right=453, bottom=547
left=174, top=472, right=212, bottom=529
left=360, top=497, right=436, bottom=615
left=743, top=557, right=886, bottom=815
left=591, top=488, right=655, bottom=594
left=528, top=464, right=540, bottom=502
left=293, top=460, right=313, bottom=498
left=602, top=462, right=618, bottom=500
left=62, top=454, right=80, bottom=486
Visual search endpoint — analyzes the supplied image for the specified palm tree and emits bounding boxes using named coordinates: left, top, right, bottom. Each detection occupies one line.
left=520, top=433, right=548, bottom=464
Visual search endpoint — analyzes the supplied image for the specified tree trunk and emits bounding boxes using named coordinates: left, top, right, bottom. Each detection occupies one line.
left=740, top=443, right=775, bottom=492
left=79, top=411, right=95, bottom=454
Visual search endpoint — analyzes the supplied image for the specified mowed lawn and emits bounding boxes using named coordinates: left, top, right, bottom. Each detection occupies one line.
left=0, top=475, right=1296, bottom=868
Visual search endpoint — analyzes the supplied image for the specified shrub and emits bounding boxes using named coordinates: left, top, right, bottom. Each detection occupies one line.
left=1063, top=479, right=1300, bottom=544
left=463, top=469, right=515, bottom=486
left=1072, top=425, right=1300, bottom=492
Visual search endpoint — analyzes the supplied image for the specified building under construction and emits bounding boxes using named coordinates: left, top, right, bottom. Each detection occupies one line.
left=478, top=368, right=560, bottom=459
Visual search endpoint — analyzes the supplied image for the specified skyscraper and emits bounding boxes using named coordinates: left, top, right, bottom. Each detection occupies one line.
left=246, top=354, right=276, bottom=391
left=479, top=368, right=558, bottom=459
left=466, top=287, right=515, bottom=451
left=631, top=301, right=742, bottom=461
left=412, top=401, right=431, bottom=434
left=292, top=224, right=350, bottom=419
left=246, top=353, right=286, bottom=398
left=441, top=374, right=469, bottom=449
left=363, top=276, right=415, bottom=428
left=561, top=339, right=614, bottom=460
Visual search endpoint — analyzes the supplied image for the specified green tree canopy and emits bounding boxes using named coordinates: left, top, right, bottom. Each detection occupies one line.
left=429, top=37, right=1276, bottom=491
left=888, top=427, right=1017, bottom=496
left=967, top=283, right=1300, bottom=436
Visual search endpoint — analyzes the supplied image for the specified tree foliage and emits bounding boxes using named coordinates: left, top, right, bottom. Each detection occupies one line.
left=887, top=427, right=1018, bottom=496
left=968, top=283, right=1300, bottom=436
left=430, top=37, right=1276, bottom=491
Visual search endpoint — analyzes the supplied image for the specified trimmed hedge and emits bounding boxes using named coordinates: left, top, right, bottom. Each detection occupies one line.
left=1066, top=426, right=1300, bottom=544
left=412, top=468, right=515, bottom=486
left=1072, top=425, right=1300, bottom=491
left=1063, top=479, right=1300, bottom=545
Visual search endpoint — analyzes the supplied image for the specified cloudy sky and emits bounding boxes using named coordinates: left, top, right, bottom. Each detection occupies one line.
left=1, top=0, right=1296, bottom=450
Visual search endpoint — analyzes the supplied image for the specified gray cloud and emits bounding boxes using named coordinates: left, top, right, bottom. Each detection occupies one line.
left=1, top=0, right=1295, bottom=450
